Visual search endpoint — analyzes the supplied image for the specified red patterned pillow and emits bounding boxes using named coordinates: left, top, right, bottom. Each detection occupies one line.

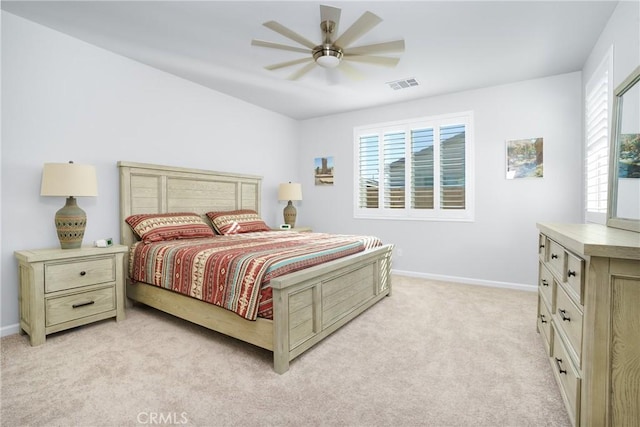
left=125, top=212, right=215, bottom=243
left=206, top=210, right=270, bottom=235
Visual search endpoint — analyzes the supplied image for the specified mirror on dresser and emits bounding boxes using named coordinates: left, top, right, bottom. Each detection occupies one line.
left=607, top=66, right=640, bottom=233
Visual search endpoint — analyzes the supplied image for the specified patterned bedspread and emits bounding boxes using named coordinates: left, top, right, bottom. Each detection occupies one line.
left=129, top=231, right=382, bottom=320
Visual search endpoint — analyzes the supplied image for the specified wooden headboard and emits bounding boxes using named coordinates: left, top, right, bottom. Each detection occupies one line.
left=118, top=161, right=262, bottom=248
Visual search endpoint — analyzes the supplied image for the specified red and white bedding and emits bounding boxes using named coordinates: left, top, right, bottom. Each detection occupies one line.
left=128, top=231, right=382, bottom=320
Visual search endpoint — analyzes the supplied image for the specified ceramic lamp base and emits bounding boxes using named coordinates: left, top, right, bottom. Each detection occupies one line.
left=55, top=197, right=86, bottom=249
left=283, top=200, right=297, bottom=228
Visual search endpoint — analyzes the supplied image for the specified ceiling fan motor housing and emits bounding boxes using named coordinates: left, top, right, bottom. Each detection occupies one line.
left=313, top=44, right=343, bottom=68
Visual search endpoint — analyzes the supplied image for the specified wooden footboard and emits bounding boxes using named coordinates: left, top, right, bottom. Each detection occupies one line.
left=270, top=244, right=393, bottom=373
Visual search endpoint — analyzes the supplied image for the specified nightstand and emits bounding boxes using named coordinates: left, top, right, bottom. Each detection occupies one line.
left=271, top=227, right=313, bottom=232
left=15, top=245, right=128, bottom=346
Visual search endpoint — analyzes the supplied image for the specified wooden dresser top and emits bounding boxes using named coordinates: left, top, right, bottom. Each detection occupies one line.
left=537, top=223, right=640, bottom=260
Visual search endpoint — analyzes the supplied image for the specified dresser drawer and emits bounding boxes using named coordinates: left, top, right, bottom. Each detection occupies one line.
left=547, top=239, right=566, bottom=279
left=538, top=234, right=547, bottom=262
left=45, top=256, right=115, bottom=293
left=537, top=293, right=553, bottom=355
left=555, top=283, right=583, bottom=366
left=45, top=285, right=115, bottom=326
left=551, top=325, right=581, bottom=427
left=565, top=252, right=584, bottom=304
left=539, top=263, right=554, bottom=307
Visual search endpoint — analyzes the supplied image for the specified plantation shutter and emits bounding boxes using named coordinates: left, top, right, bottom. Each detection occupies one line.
left=440, top=124, right=466, bottom=209
left=411, top=128, right=434, bottom=209
left=354, top=111, right=473, bottom=221
left=358, top=135, right=379, bottom=209
left=383, top=132, right=406, bottom=208
left=585, top=69, right=609, bottom=214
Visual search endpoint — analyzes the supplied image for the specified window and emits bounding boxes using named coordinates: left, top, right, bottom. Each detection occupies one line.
left=354, top=112, right=474, bottom=221
left=585, top=48, right=613, bottom=224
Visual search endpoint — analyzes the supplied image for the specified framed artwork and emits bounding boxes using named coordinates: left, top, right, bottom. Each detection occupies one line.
left=618, top=134, right=640, bottom=178
left=314, top=156, right=334, bottom=185
left=506, top=137, right=543, bottom=179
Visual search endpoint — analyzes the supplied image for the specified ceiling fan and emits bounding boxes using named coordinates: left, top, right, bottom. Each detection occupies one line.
left=251, top=5, right=405, bottom=81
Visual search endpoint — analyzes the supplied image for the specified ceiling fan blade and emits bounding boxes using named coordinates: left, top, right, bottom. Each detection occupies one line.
left=337, top=61, right=365, bottom=81
left=265, top=57, right=313, bottom=71
left=288, top=61, right=317, bottom=80
left=343, top=55, right=400, bottom=67
left=251, top=39, right=311, bottom=54
left=333, top=11, right=382, bottom=49
left=320, top=5, right=341, bottom=39
left=344, top=40, right=405, bottom=56
left=263, top=21, right=317, bottom=49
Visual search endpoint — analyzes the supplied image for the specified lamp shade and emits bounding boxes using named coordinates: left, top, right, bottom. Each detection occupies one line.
left=278, top=183, right=302, bottom=201
left=41, top=162, right=98, bottom=197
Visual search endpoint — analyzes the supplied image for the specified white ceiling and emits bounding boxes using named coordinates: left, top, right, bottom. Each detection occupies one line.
left=2, top=1, right=618, bottom=120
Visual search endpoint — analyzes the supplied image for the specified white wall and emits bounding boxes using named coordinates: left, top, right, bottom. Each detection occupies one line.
left=0, top=13, right=299, bottom=332
left=584, top=1, right=640, bottom=92
left=299, top=72, right=583, bottom=289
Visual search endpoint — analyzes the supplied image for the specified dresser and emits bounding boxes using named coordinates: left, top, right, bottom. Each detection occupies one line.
left=536, top=223, right=640, bottom=427
left=15, top=245, right=128, bottom=346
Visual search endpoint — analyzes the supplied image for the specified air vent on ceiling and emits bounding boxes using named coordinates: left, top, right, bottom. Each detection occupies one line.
left=387, top=78, right=419, bottom=90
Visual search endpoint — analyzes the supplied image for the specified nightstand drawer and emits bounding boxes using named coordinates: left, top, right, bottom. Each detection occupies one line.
left=45, top=286, right=115, bottom=326
left=45, top=256, right=115, bottom=292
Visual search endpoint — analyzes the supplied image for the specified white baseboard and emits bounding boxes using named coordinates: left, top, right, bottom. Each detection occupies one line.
left=1, top=323, right=21, bottom=338
left=391, top=269, right=537, bottom=293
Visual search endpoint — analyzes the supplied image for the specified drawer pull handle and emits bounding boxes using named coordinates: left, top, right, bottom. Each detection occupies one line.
left=541, top=279, right=549, bottom=287
left=568, top=270, right=576, bottom=277
left=72, top=301, right=95, bottom=309
left=539, top=314, right=547, bottom=324
left=79, top=271, right=87, bottom=276
left=554, top=357, right=567, bottom=375
left=559, top=309, right=571, bottom=322
left=539, top=244, right=545, bottom=249
left=551, top=254, right=558, bottom=260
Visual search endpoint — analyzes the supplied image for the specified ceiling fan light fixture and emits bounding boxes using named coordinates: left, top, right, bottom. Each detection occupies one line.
left=313, top=45, right=343, bottom=68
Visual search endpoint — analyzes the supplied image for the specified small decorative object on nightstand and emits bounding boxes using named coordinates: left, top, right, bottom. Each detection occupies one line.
left=15, top=244, right=128, bottom=346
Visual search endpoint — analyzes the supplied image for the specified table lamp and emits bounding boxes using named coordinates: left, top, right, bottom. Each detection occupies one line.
left=278, top=182, right=302, bottom=228
left=41, top=161, right=98, bottom=249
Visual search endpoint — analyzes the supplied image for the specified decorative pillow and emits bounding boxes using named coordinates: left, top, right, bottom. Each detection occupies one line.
left=206, top=210, right=270, bottom=235
left=125, top=212, right=215, bottom=243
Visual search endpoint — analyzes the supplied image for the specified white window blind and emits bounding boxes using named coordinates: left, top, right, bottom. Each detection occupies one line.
left=585, top=50, right=612, bottom=223
left=354, top=112, right=474, bottom=221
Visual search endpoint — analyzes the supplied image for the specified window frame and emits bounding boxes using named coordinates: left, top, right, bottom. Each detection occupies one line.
left=353, top=111, right=474, bottom=221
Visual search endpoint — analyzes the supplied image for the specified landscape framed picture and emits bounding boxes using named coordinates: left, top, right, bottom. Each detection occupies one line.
left=618, top=134, right=640, bottom=178
left=506, top=137, right=543, bottom=179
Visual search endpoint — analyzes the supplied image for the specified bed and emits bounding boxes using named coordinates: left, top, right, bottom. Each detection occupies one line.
left=119, top=161, right=393, bottom=373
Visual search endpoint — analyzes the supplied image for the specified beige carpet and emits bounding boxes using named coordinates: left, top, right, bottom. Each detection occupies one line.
left=1, top=275, right=570, bottom=427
